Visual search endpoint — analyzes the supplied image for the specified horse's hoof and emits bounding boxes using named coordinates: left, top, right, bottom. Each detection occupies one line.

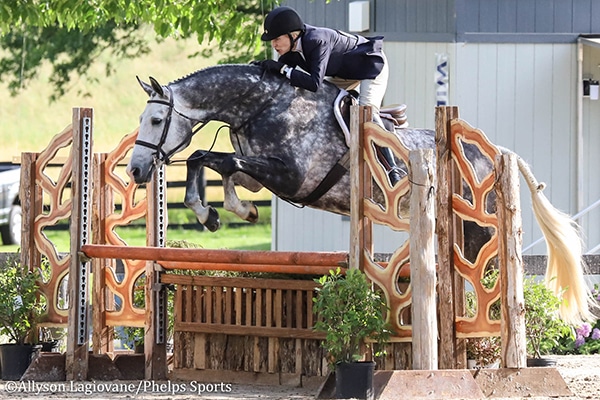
left=242, top=201, right=259, bottom=223
left=204, top=207, right=221, bottom=232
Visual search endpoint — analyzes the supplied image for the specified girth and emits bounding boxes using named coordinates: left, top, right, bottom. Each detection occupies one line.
left=294, top=151, right=350, bottom=205
left=294, top=92, right=408, bottom=205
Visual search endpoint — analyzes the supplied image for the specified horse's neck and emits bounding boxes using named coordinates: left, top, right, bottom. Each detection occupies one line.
left=173, top=69, right=276, bottom=127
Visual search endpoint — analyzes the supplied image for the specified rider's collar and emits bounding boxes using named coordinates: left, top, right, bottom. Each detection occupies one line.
left=288, top=36, right=305, bottom=61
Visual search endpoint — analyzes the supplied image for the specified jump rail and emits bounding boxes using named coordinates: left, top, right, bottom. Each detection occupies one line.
left=80, top=244, right=348, bottom=275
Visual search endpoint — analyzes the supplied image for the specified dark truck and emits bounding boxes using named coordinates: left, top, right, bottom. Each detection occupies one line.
left=0, top=163, right=21, bottom=245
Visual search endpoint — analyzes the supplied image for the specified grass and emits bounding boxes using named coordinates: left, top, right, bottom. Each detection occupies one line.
left=0, top=223, right=271, bottom=254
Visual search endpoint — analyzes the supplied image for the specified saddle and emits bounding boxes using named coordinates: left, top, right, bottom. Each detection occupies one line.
left=295, top=92, right=409, bottom=205
left=334, top=90, right=409, bottom=146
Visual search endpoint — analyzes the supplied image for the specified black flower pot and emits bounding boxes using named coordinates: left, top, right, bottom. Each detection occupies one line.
left=40, top=340, right=59, bottom=352
left=527, top=357, right=557, bottom=367
left=0, top=344, right=38, bottom=380
left=134, top=343, right=144, bottom=354
left=335, top=361, right=375, bottom=400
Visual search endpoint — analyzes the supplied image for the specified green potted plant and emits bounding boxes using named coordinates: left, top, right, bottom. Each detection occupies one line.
left=313, top=268, right=391, bottom=400
left=523, top=277, right=570, bottom=366
left=0, top=254, right=44, bottom=380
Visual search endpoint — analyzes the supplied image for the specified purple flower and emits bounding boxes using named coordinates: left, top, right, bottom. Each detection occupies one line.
left=574, top=334, right=586, bottom=348
left=577, top=323, right=592, bottom=338
left=592, top=328, right=600, bottom=340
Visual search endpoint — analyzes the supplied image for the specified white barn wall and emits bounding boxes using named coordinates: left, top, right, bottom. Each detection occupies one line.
left=272, top=200, right=408, bottom=253
left=272, top=41, right=599, bottom=254
left=454, top=43, right=578, bottom=254
left=581, top=44, right=600, bottom=251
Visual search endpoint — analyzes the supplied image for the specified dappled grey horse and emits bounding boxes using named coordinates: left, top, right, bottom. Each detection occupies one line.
left=127, top=64, right=590, bottom=325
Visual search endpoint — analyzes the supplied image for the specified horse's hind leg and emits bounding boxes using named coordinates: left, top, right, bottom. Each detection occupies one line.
left=184, top=151, right=221, bottom=232
left=222, top=175, right=259, bottom=223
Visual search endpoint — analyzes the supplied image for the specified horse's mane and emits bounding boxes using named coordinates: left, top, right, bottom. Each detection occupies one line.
left=169, top=64, right=341, bottom=95
left=170, top=64, right=261, bottom=86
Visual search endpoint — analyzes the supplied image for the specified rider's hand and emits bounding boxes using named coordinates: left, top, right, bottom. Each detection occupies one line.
left=252, top=60, right=286, bottom=74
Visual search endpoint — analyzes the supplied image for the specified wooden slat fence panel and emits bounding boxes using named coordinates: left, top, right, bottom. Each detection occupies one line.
left=162, top=275, right=324, bottom=340
left=162, top=274, right=327, bottom=380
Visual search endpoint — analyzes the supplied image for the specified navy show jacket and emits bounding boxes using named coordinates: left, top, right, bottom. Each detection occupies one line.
left=278, top=24, right=385, bottom=92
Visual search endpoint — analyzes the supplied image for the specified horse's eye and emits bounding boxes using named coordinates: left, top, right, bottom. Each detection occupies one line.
left=151, top=117, right=162, bottom=126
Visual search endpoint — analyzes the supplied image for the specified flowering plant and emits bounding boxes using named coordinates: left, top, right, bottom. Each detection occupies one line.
left=559, top=285, right=600, bottom=354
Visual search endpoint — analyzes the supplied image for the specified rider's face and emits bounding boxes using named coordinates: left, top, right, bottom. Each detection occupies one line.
left=271, top=34, right=292, bottom=56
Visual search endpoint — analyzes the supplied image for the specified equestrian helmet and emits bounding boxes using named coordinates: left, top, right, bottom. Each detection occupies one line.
left=261, top=7, right=304, bottom=41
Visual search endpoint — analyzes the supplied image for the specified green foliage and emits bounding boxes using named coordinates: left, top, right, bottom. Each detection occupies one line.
left=523, top=277, right=571, bottom=358
left=466, top=275, right=575, bottom=360
left=0, top=254, right=44, bottom=345
left=0, top=0, right=280, bottom=98
left=0, top=22, right=151, bottom=101
left=313, top=268, right=391, bottom=367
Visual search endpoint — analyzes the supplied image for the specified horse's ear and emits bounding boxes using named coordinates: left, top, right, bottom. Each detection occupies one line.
left=136, top=76, right=154, bottom=97
left=149, top=76, right=165, bottom=97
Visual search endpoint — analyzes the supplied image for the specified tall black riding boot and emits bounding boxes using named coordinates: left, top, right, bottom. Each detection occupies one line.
left=376, top=146, right=402, bottom=186
left=372, top=114, right=402, bottom=186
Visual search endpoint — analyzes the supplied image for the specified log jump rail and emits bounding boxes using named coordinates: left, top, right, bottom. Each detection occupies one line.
left=80, top=244, right=348, bottom=275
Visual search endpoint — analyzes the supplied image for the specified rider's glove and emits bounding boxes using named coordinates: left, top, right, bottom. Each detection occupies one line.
left=251, top=60, right=286, bottom=75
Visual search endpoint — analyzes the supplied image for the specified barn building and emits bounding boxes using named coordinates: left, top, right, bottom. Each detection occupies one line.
left=271, top=0, right=600, bottom=256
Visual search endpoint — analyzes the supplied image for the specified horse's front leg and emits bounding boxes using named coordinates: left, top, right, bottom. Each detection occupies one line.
left=183, top=150, right=221, bottom=232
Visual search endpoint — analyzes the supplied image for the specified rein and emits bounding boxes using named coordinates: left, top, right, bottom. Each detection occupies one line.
left=136, top=70, right=286, bottom=165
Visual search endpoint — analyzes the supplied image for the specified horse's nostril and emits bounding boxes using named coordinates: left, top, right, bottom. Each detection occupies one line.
left=127, top=167, right=140, bottom=181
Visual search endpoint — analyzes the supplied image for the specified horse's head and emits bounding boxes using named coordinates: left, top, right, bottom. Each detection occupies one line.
left=127, top=76, right=196, bottom=184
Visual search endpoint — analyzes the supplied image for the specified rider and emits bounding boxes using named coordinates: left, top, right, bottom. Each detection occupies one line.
left=256, top=6, right=402, bottom=186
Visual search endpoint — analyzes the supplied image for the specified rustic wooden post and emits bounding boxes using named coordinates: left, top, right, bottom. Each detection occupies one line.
left=495, top=154, right=527, bottom=368
left=19, top=153, right=41, bottom=272
left=66, top=107, right=93, bottom=380
left=91, top=153, right=114, bottom=354
left=409, top=149, right=438, bottom=370
left=145, top=164, right=168, bottom=379
left=435, top=106, right=462, bottom=369
left=349, top=105, right=372, bottom=271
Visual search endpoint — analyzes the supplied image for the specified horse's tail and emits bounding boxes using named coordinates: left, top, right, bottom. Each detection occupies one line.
left=500, top=148, right=593, bottom=325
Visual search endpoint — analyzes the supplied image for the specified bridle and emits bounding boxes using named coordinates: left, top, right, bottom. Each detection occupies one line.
left=135, top=70, right=287, bottom=166
left=135, top=86, right=208, bottom=165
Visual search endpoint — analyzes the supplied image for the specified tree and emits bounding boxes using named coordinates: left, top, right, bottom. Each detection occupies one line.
left=0, top=0, right=277, bottom=99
